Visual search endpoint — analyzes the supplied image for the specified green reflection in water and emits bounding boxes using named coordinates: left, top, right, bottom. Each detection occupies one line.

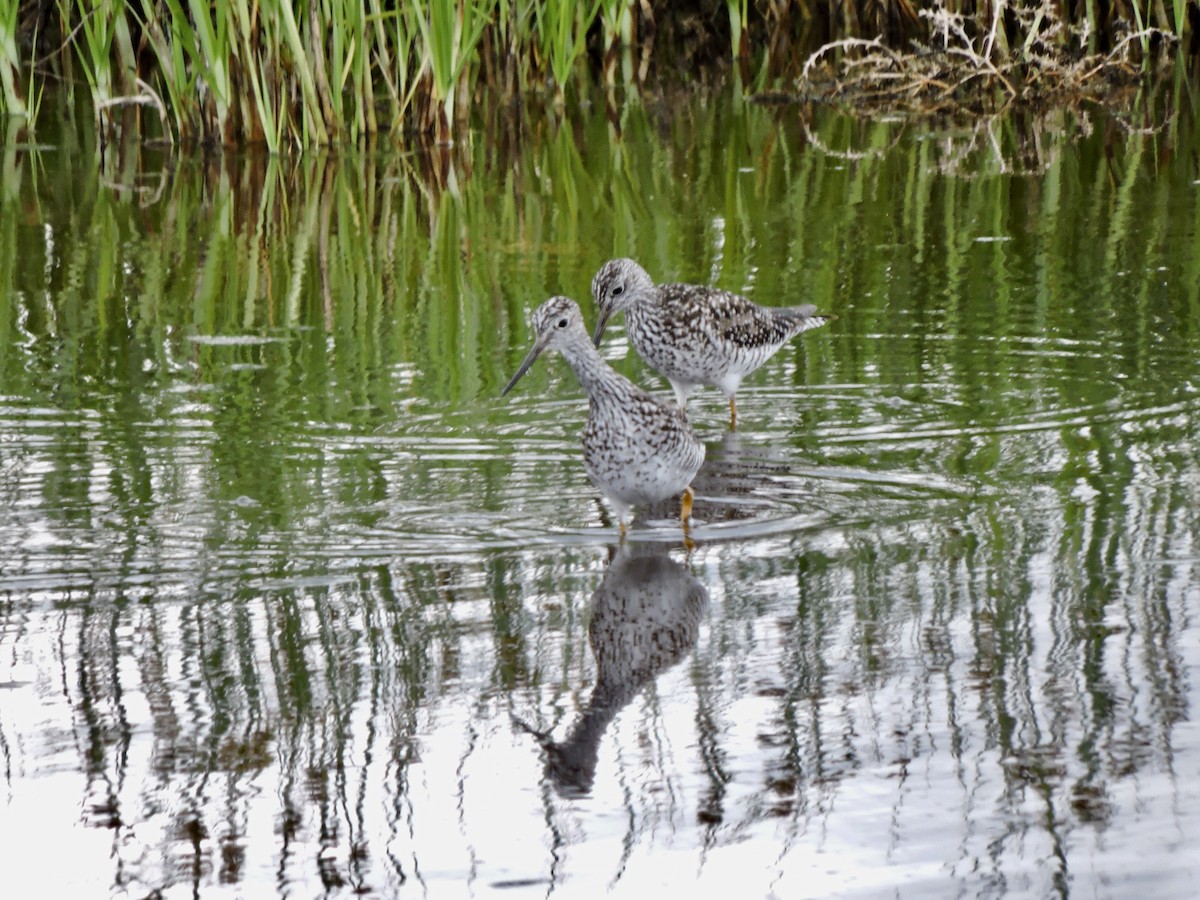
left=2, top=87, right=1200, bottom=897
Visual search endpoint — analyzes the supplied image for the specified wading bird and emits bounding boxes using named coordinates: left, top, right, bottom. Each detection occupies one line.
left=591, top=258, right=834, bottom=429
left=502, top=296, right=705, bottom=535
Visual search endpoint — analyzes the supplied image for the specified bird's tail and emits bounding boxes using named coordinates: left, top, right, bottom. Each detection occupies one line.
left=777, top=305, right=836, bottom=334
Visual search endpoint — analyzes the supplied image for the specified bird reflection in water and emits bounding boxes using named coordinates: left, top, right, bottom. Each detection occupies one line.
left=516, top=540, right=708, bottom=797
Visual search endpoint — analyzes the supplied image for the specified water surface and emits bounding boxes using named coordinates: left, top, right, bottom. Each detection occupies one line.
left=2, top=94, right=1200, bottom=897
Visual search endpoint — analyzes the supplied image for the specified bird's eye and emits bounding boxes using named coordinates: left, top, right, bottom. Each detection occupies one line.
left=557, top=317, right=568, bottom=328
left=612, top=286, right=624, bottom=297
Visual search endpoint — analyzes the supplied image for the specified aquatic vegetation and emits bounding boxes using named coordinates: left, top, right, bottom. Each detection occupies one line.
left=0, top=0, right=26, bottom=116
left=412, top=0, right=497, bottom=142
left=1, top=0, right=1192, bottom=146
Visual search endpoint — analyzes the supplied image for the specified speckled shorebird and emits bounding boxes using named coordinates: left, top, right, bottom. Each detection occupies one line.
left=502, top=296, right=705, bottom=534
left=591, top=258, right=834, bottom=429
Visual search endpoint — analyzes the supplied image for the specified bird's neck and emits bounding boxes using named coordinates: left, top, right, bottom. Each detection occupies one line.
left=559, top=339, right=634, bottom=404
left=625, top=288, right=655, bottom=313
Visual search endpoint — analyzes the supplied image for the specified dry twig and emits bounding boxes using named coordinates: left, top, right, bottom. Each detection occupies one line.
left=797, top=0, right=1176, bottom=117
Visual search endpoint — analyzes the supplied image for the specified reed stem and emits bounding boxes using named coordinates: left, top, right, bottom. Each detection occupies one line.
left=2, top=1, right=1190, bottom=145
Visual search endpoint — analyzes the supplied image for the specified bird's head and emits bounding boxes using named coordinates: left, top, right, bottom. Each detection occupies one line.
left=590, top=258, right=654, bottom=347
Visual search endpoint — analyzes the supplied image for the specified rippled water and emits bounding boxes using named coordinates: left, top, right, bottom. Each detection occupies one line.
left=3, top=95, right=1200, bottom=897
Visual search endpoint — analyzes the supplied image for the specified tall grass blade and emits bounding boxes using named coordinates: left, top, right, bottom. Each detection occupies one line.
left=277, top=0, right=329, bottom=144
left=535, top=0, right=602, bottom=103
left=411, top=0, right=496, bottom=140
left=0, top=0, right=26, bottom=117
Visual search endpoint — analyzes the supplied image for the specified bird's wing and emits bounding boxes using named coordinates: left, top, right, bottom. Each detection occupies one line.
left=659, top=283, right=821, bottom=348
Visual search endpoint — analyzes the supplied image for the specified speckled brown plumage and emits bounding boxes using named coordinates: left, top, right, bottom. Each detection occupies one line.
left=591, top=258, right=834, bottom=427
left=502, top=296, right=705, bottom=530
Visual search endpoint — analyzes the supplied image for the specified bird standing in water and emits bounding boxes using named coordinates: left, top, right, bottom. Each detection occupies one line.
left=591, top=258, right=833, bottom=429
left=502, top=296, right=705, bottom=535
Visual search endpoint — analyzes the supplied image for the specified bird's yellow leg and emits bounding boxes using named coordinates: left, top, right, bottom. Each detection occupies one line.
left=729, top=396, right=737, bottom=431
left=681, top=488, right=696, bottom=551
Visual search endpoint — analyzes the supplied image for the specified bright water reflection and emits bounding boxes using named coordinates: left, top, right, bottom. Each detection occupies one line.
left=3, top=92, right=1200, bottom=897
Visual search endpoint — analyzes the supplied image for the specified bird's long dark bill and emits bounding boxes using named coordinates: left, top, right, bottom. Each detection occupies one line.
left=591, top=310, right=612, bottom=348
left=501, top=342, right=545, bottom=396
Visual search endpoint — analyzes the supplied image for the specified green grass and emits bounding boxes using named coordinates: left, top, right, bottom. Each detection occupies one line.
left=534, top=0, right=602, bottom=104
left=0, top=0, right=25, bottom=117
left=412, top=0, right=496, bottom=141
left=3, top=1, right=1194, bottom=145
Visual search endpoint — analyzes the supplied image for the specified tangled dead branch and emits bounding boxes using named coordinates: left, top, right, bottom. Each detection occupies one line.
left=793, top=1, right=1177, bottom=116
